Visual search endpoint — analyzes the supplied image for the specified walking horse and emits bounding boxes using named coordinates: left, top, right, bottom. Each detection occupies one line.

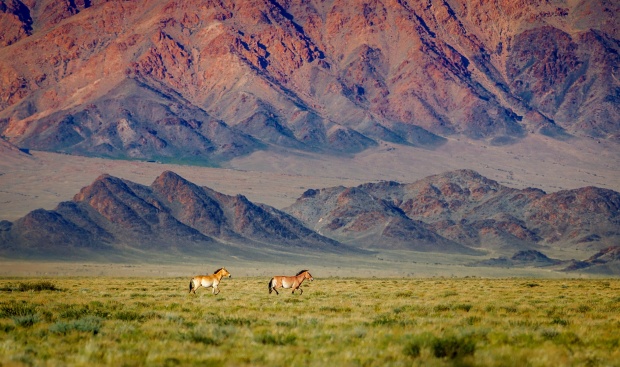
left=189, top=268, right=231, bottom=295
left=268, top=270, right=313, bottom=295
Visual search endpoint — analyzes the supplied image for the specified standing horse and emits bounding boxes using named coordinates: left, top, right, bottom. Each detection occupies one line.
left=189, top=268, right=231, bottom=295
left=268, top=270, right=314, bottom=295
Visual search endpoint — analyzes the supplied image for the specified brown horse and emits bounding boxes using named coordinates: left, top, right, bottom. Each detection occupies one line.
left=189, top=268, right=231, bottom=295
left=268, top=270, right=314, bottom=295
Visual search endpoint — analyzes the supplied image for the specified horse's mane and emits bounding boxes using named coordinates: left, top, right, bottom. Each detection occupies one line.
left=214, top=268, right=224, bottom=274
left=296, top=269, right=309, bottom=276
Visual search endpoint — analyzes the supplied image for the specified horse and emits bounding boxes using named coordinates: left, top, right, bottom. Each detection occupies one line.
left=268, top=270, right=314, bottom=295
left=189, top=268, right=231, bottom=295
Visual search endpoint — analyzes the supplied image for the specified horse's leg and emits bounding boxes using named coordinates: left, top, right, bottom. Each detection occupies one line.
left=192, top=282, right=200, bottom=294
left=299, top=287, right=303, bottom=295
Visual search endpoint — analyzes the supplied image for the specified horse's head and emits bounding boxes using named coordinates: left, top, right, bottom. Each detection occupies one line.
left=296, top=269, right=313, bottom=281
left=215, top=268, right=232, bottom=278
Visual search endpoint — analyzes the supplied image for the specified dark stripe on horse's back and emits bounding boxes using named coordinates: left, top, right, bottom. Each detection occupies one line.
left=296, top=270, right=308, bottom=276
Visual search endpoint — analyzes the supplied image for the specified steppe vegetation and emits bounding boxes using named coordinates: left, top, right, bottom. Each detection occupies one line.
left=0, top=277, right=619, bottom=366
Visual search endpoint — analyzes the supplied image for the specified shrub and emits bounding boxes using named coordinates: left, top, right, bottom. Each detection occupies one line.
left=0, top=323, right=15, bottom=332
left=0, top=281, right=61, bottom=292
left=49, top=316, right=102, bottom=335
left=0, top=301, right=38, bottom=318
left=13, top=315, right=40, bottom=328
left=403, top=341, right=421, bottom=358
left=57, top=304, right=90, bottom=320
left=431, top=335, right=476, bottom=359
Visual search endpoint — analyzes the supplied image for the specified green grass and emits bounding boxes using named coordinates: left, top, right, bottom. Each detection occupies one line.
left=0, top=277, right=619, bottom=366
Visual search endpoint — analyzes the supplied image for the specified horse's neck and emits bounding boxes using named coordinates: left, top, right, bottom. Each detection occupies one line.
left=296, top=274, right=306, bottom=284
left=214, top=273, right=223, bottom=280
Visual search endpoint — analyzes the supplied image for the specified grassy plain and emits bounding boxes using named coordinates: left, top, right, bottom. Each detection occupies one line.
left=1, top=277, right=619, bottom=366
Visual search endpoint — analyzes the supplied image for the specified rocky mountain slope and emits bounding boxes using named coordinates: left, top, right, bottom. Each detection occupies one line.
left=1, top=0, right=618, bottom=164
left=284, top=169, right=620, bottom=254
left=0, top=171, right=347, bottom=259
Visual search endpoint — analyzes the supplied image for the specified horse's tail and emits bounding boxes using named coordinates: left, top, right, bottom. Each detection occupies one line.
left=268, top=278, right=273, bottom=294
left=189, top=279, right=194, bottom=293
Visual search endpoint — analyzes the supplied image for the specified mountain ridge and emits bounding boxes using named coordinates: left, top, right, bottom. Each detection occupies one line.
left=0, top=170, right=351, bottom=260
left=2, top=169, right=619, bottom=274
left=284, top=169, right=620, bottom=254
left=1, top=0, right=618, bottom=164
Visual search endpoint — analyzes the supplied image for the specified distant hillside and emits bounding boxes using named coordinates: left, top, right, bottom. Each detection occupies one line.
left=470, top=250, right=564, bottom=268
left=284, top=169, right=620, bottom=254
left=0, top=171, right=349, bottom=260
left=1, top=0, right=618, bottom=164
left=563, top=246, right=620, bottom=275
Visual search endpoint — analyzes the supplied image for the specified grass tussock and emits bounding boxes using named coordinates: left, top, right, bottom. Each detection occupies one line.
left=0, top=277, right=618, bottom=366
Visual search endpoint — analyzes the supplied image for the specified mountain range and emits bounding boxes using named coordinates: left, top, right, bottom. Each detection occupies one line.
left=0, top=170, right=349, bottom=260
left=1, top=169, right=619, bottom=274
left=1, top=0, right=619, bottom=165
left=284, top=169, right=620, bottom=253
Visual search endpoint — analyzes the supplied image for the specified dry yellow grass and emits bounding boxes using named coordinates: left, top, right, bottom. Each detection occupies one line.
left=1, top=277, right=618, bottom=366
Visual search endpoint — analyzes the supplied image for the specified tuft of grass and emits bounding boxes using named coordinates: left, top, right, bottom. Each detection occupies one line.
left=254, top=332, right=297, bottom=346
left=183, top=330, right=222, bottom=346
left=576, top=304, right=591, bottom=313
left=114, top=310, right=144, bottom=322
left=206, top=314, right=253, bottom=327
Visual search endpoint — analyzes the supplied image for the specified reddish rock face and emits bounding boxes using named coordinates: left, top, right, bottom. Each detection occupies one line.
left=1, top=0, right=618, bottom=162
